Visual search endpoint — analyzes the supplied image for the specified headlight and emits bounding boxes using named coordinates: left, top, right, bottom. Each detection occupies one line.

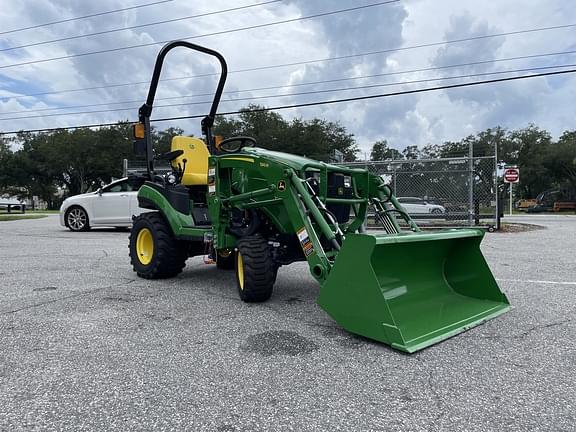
left=166, top=173, right=177, bottom=184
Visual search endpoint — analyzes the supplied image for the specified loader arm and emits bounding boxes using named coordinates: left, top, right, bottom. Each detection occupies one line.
left=210, top=148, right=423, bottom=282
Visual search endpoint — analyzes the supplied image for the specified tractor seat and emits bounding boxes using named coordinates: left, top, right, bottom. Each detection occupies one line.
left=170, top=136, right=210, bottom=186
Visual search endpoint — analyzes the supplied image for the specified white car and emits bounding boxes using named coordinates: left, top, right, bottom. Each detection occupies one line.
left=60, top=178, right=149, bottom=231
left=396, top=197, right=446, bottom=214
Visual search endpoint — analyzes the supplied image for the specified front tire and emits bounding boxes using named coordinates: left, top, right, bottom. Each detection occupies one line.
left=235, top=235, right=277, bottom=302
left=65, top=206, right=90, bottom=231
left=129, top=212, right=187, bottom=279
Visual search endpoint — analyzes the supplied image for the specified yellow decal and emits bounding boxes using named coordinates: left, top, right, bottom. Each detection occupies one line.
left=223, top=157, right=254, bottom=163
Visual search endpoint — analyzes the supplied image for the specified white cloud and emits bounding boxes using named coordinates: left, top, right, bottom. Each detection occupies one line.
left=0, top=0, right=574, bottom=155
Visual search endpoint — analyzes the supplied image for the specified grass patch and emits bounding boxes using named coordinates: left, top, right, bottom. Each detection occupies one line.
left=0, top=215, right=48, bottom=222
left=28, top=209, right=60, bottom=214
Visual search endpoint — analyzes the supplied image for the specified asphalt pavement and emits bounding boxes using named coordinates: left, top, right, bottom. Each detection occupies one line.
left=0, top=214, right=575, bottom=431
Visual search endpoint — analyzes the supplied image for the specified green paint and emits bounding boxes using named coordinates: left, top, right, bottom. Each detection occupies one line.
left=138, top=185, right=210, bottom=239
left=317, top=231, right=510, bottom=352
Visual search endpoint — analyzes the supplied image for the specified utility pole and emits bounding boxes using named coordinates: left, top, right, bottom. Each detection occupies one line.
left=494, top=134, right=500, bottom=230
left=468, top=140, right=474, bottom=226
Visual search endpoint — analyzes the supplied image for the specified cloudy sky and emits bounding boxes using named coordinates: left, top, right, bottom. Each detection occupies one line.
left=0, top=0, right=575, bottom=155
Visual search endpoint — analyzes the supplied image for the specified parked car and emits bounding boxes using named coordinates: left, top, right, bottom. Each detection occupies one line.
left=60, top=177, right=148, bottom=231
left=0, top=197, right=26, bottom=213
left=396, top=197, right=446, bottom=214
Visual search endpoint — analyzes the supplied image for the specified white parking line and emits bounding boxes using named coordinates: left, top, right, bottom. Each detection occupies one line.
left=496, top=279, right=576, bottom=286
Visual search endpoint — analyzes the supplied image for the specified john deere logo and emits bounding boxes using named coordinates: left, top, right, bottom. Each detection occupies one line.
left=277, top=180, right=286, bottom=191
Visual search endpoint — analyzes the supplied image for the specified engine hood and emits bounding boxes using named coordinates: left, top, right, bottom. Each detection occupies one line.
left=239, top=147, right=343, bottom=172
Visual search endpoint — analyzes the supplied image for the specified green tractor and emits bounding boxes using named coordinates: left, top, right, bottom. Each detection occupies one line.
left=128, top=41, right=510, bottom=353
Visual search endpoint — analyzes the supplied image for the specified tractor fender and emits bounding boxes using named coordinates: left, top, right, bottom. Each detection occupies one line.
left=137, top=183, right=196, bottom=238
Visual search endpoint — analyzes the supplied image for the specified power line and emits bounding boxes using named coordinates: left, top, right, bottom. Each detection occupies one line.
left=153, top=68, right=576, bottom=122
left=0, top=0, right=174, bottom=36
left=0, top=0, right=283, bottom=53
left=1, top=68, right=575, bottom=135
left=3, top=50, right=576, bottom=115
left=2, top=63, right=575, bottom=121
left=0, top=0, right=400, bottom=70
left=2, top=40, right=576, bottom=103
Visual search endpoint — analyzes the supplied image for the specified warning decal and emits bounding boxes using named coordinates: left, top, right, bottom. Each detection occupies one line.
left=296, top=227, right=314, bottom=257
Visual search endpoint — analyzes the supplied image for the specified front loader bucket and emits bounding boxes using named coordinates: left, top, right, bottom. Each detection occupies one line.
left=317, top=230, right=510, bottom=353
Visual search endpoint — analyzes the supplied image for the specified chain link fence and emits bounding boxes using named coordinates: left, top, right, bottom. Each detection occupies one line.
left=344, top=156, right=498, bottom=230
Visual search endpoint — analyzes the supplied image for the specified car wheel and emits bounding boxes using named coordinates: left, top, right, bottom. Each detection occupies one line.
left=65, top=206, right=90, bottom=231
left=431, top=208, right=443, bottom=215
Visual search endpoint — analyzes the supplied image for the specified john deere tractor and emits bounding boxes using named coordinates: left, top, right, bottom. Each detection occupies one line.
left=128, top=41, right=510, bottom=353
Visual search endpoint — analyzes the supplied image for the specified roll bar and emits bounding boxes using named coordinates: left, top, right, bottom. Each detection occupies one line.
left=137, top=41, right=228, bottom=175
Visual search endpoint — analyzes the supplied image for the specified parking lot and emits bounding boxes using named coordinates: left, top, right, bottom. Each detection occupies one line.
left=1, top=215, right=575, bottom=431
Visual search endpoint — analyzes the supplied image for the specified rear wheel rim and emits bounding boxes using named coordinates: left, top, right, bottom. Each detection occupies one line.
left=67, top=208, right=86, bottom=230
left=136, top=228, right=154, bottom=265
left=237, top=252, right=245, bottom=290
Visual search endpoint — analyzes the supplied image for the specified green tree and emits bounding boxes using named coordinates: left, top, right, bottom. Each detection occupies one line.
left=402, top=145, right=421, bottom=160
left=0, top=138, right=14, bottom=193
left=154, top=126, right=185, bottom=154
left=370, top=140, right=402, bottom=161
left=545, top=130, right=576, bottom=190
left=4, top=124, right=134, bottom=207
left=214, top=104, right=358, bottom=161
left=509, top=125, right=553, bottom=198
left=8, top=133, right=60, bottom=207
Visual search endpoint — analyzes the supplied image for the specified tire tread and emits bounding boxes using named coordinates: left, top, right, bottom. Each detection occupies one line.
left=236, top=234, right=276, bottom=302
left=129, top=212, right=187, bottom=279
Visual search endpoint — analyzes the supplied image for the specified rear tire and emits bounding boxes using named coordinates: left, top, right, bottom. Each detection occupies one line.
left=235, top=235, right=277, bottom=302
left=129, top=212, right=187, bottom=279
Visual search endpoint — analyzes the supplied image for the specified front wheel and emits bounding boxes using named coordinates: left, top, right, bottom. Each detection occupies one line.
left=235, top=235, right=277, bottom=302
left=129, top=212, right=187, bottom=279
left=65, top=206, right=90, bottom=231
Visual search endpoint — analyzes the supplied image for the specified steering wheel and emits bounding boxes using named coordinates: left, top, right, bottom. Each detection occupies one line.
left=218, top=136, right=256, bottom=153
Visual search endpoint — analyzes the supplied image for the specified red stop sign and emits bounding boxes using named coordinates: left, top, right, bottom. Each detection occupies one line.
left=504, top=168, right=519, bottom=183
